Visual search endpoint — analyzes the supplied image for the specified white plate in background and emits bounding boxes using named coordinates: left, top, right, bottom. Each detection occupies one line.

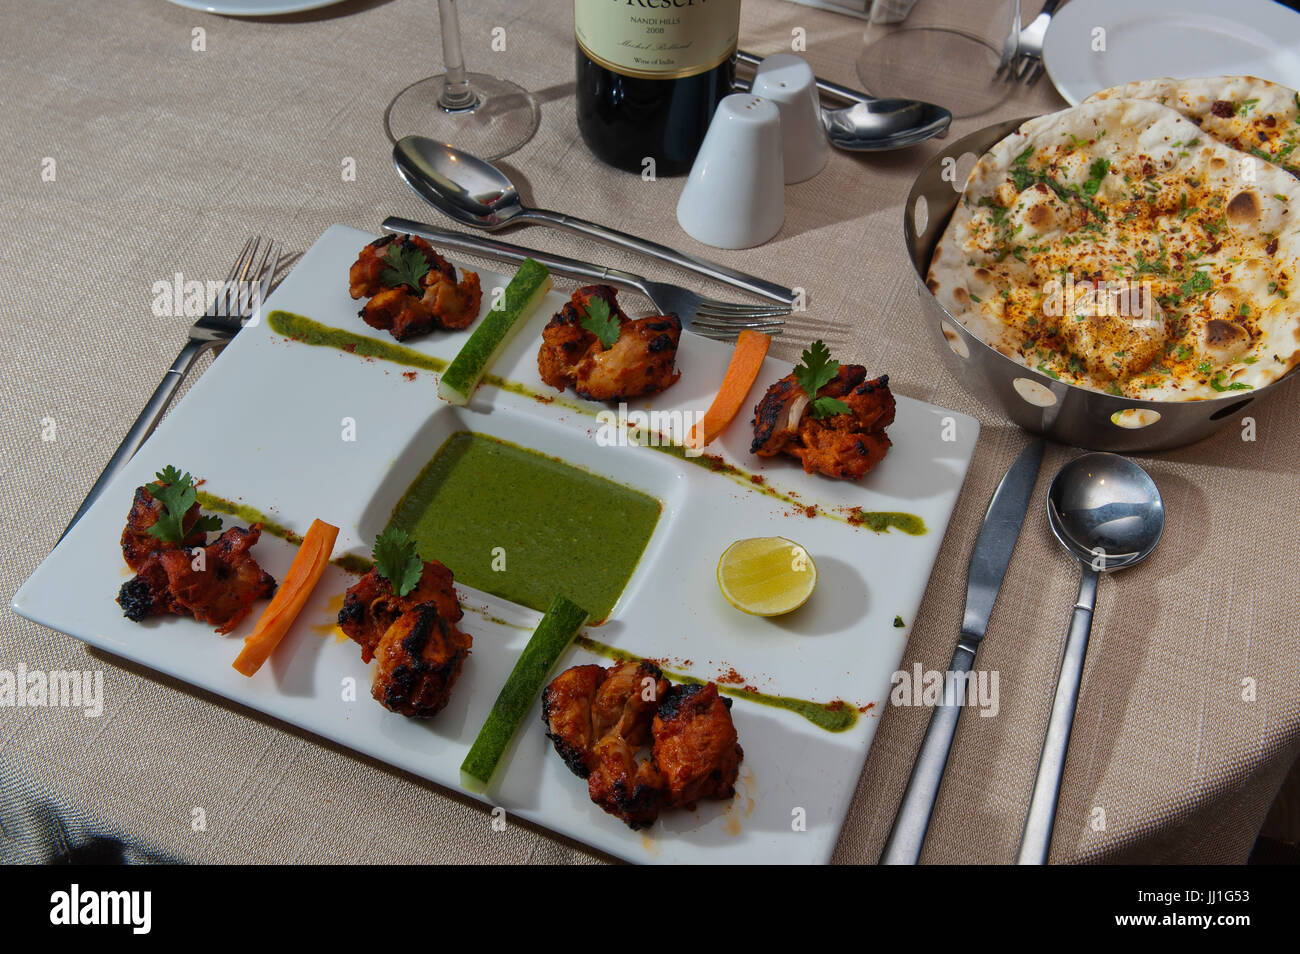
left=1043, top=0, right=1300, bottom=105
left=165, top=0, right=347, bottom=17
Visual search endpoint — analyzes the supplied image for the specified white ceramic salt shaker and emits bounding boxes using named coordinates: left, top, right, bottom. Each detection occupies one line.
left=676, top=94, right=785, bottom=250
left=749, top=53, right=829, bottom=184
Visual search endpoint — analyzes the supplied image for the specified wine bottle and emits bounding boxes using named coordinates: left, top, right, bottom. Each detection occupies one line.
left=574, top=0, right=741, bottom=176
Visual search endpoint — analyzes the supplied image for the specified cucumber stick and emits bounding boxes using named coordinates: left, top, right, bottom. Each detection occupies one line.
left=438, top=258, right=552, bottom=405
left=460, top=594, right=590, bottom=791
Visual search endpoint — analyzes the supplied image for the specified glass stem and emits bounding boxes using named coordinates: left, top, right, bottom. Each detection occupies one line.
left=437, top=0, right=478, bottom=111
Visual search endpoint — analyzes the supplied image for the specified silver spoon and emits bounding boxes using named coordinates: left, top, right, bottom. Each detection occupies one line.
left=1017, top=453, right=1165, bottom=864
left=734, top=50, right=952, bottom=151
left=392, top=136, right=798, bottom=304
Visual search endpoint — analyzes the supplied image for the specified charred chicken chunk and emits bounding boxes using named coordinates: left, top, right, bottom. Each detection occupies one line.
left=652, top=683, right=743, bottom=809
left=349, top=234, right=453, bottom=298
left=540, top=664, right=608, bottom=777
left=587, top=661, right=670, bottom=828
left=116, top=554, right=183, bottom=622
left=156, top=526, right=277, bottom=635
left=538, top=284, right=681, bottom=401
left=337, top=561, right=462, bottom=663
left=752, top=365, right=895, bottom=480
left=348, top=234, right=482, bottom=339
left=116, top=483, right=275, bottom=631
left=542, top=660, right=670, bottom=829
left=120, top=484, right=206, bottom=572
left=543, top=661, right=742, bottom=828
left=371, top=603, right=472, bottom=718
left=588, top=734, right=665, bottom=830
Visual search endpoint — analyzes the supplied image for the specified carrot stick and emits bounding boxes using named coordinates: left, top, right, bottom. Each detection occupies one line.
left=688, top=330, right=771, bottom=449
left=232, top=518, right=339, bottom=677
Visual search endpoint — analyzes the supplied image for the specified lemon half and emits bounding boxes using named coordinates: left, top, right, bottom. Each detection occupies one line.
left=717, top=537, right=817, bottom=617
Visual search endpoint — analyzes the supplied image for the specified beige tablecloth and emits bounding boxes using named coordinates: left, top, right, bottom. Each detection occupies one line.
left=2, top=0, right=1297, bottom=864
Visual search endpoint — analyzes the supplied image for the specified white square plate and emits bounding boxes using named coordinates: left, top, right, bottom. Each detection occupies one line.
left=14, top=224, right=978, bottom=864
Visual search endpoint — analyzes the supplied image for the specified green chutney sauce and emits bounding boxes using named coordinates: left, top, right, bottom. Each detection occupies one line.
left=386, top=431, right=661, bottom=622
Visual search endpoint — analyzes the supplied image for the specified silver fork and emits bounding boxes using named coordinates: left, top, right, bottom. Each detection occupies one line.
left=383, top=218, right=786, bottom=339
left=996, top=0, right=1062, bottom=86
left=60, top=236, right=282, bottom=540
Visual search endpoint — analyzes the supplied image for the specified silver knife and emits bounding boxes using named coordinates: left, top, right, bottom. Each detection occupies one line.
left=880, top=438, right=1045, bottom=864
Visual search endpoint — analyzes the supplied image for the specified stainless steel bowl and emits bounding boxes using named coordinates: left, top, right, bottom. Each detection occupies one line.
left=904, top=118, right=1299, bottom=452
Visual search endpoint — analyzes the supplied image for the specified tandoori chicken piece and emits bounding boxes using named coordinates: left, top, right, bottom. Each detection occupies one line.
left=155, top=526, right=277, bottom=635
left=543, top=661, right=741, bottom=828
left=371, top=602, right=472, bottom=718
left=120, top=484, right=206, bottom=572
left=587, top=660, right=670, bottom=828
left=116, top=482, right=274, bottom=630
left=349, top=234, right=455, bottom=298
left=541, top=663, right=608, bottom=777
left=348, top=234, right=482, bottom=340
left=651, top=683, right=743, bottom=809
left=543, top=660, right=670, bottom=828
left=337, top=560, right=462, bottom=663
left=116, top=553, right=183, bottom=622
left=751, top=365, right=895, bottom=480
left=537, top=284, right=681, bottom=401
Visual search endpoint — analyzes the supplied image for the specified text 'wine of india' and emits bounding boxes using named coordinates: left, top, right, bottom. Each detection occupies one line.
left=575, top=0, right=741, bottom=175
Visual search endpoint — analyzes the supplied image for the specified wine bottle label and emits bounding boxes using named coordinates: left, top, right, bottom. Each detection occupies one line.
left=575, top=0, right=741, bottom=80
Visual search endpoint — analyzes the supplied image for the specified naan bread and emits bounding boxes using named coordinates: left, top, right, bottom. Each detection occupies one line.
left=928, top=99, right=1300, bottom=400
left=1085, top=76, right=1299, bottom=177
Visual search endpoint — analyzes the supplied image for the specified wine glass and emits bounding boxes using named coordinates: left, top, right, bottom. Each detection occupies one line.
left=383, top=0, right=540, bottom=160
left=855, top=0, right=1021, bottom=119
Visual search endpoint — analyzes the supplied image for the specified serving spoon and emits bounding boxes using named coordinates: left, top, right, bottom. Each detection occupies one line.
left=392, top=136, right=798, bottom=304
left=1017, top=453, right=1164, bottom=864
left=734, top=50, right=952, bottom=151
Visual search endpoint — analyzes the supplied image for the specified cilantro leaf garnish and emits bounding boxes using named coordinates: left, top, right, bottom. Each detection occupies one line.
left=580, top=296, right=621, bottom=349
left=372, top=528, right=423, bottom=598
left=145, top=465, right=222, bottom=544
left=1008, top=146, right=1108, bottom=221
left=1210, top=372, right=1253, bottom=392
left=813, top=397, right=851, bottom=418
left=794, top=340, right=851, bottom=419
left=380, top=242, right=431, bottom=293
left=1180, top=270, right=1212, bottom=299
left=1133, top=248, right=1168, bottom=276
left=1081, top=158, right=1110, bottom=196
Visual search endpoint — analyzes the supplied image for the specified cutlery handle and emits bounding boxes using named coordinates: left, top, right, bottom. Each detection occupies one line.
left=1033, top=0, right=1064, bottom=26
left=58, top=339, right=211, bottom=543
left=518, top=208, right=798, bottom=305
left=1017, top=565, right=1099, bottom=864
left=880, top=640, right=978, bottom=864
left=735, top=49, right=873, bottom=105
left=382, top=217, right=653, bottom=297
